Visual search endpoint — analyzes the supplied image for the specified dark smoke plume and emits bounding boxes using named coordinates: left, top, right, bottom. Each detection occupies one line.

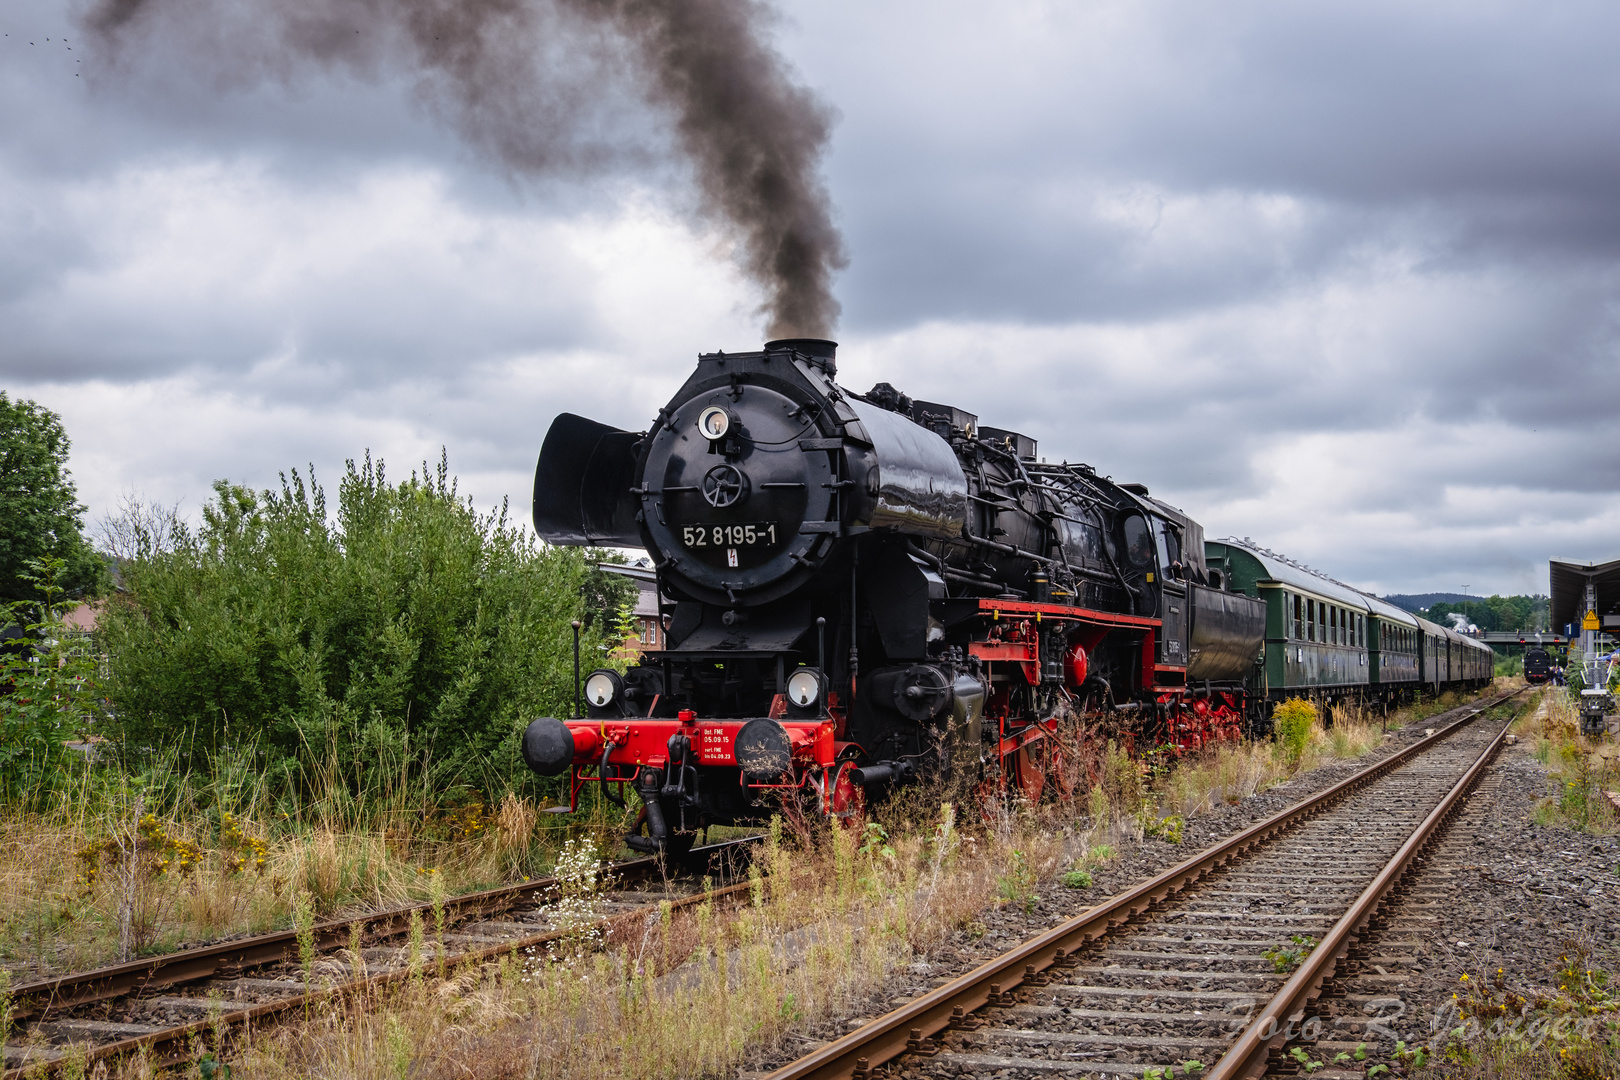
left=84, top=0, right=844, bottom=337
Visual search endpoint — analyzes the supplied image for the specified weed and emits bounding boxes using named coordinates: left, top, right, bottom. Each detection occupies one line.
left=547, top=835, right=605, bottom=959
left=995, top=849, right=1039, bottom=913
left=1142, top=1062, right=1204, bottom=1079
left=1262, top=935, right=1317, bottom=973
left=1272, top=699, right=1317, bottom=767
left=384, top=1012, right=411, bottom=1080
left=1086, top=782, right=1110, bottom=827
left=1288, top=1045, right=1324, bottom=1073
left=427, top=868, right=447, bottom=975
left=1140, top=810, right=1185, bottom=844
left=1061, top=869, right=1093, bottom=889
left=859, top=822, right=895, bottom=862
left=406, top=909, right=425, bottom=983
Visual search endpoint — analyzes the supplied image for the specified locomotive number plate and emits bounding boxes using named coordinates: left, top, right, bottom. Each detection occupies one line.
left=680, top=522, right=779, bottom=549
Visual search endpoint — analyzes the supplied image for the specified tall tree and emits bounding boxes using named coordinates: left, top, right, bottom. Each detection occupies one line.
left=0, top=392, right=107, bottom=606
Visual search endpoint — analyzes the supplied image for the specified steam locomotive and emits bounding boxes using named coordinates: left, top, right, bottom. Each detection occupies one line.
left=519, top=338, right=1270, bottom=854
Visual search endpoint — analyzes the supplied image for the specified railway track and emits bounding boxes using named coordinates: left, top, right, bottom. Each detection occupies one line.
left=2, top=837, right=760, bottom=1076
left=767, top=689, right=1524, bottom=1080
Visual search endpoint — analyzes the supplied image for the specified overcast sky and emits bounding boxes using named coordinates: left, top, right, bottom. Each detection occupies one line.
left=4, top=0, right=1618, bottom=597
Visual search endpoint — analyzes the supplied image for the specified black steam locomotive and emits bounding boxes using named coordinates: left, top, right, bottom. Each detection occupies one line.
left=520, top=339, right=1267, bottom=853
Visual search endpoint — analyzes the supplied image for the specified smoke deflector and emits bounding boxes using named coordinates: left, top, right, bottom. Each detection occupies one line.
left=531, top=412, right=642, bottom=546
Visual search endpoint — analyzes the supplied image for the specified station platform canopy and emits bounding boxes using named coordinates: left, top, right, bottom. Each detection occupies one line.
left=1549, top=557, right=1620, bottom=632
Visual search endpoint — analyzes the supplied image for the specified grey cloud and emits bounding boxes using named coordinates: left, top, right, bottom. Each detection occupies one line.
left=6, top=0, right=1620, bottom=595
left=798, top=0, right=1620, bottom=339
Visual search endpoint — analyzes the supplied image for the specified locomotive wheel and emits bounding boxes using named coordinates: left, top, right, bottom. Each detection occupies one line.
left=828, top=761, right=865, bottom=826
left=1012, top=743, right=1046, bottom=804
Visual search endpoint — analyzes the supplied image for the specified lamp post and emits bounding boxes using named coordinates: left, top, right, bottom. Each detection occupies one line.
left=571, top=620, right=582, bottom=720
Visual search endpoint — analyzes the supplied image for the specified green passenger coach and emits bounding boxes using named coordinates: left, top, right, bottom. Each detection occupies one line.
left=1204, top=538, right=1489, bottom=713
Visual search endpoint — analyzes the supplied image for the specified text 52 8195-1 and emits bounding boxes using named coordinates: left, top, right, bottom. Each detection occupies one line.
left=681, top=523, right=778, bottom=548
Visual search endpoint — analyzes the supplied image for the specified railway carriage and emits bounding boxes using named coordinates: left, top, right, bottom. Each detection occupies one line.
left=1365, top=594, right=1421, bottom=700
left=1205, top=539, right=1373, bottom=705
left=1202, top=538, right=1492, bottom=712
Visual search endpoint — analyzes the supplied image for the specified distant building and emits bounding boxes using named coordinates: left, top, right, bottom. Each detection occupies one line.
left=599, top=562, right=665, bottom=653
left=62, top=603, right=99, bottom=635
left=1551, top=556, right=1620, bottom=652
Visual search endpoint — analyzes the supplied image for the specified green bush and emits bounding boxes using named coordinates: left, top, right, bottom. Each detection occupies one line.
left=1272, top=698, right=1317, bottom=766
left=95, top=454, right=631, bottom=809
left=1, top=557, right=100, bottom=805
left=0, top=392, right=108, bottom=606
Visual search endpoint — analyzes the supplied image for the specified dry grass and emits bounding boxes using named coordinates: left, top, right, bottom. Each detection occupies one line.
left=1155, top=698, right=1388, bottom=818
left=77, top=806, right=1083, bottom=1080
left=0, top=783, right=630, bottom=978
left=1516, top=686, right=1620, bottom=834
left=11, top=683, right=1512, bottom=1079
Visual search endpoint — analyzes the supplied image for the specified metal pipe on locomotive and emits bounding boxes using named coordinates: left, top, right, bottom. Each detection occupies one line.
left=521, top=339, right=1266, bottom=854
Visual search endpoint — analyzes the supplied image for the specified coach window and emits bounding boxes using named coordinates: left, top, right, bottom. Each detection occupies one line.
left=1294, top=595, right=1304, bottom=639
left=1318, top=602, right=1326, bottom=643
left=1305, top=599, right=1315, bottom=641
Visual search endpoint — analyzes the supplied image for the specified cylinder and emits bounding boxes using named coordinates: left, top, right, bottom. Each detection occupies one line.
left=849, top=763, right=896, bottom=787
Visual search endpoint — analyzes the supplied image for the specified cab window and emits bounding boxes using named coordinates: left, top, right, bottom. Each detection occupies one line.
left=1122, top=515, right=1153, bottom=569
left=1154, top=519, right=1182, bottom=576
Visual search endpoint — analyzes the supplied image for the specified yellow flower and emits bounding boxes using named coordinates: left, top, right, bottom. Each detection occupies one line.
left=1460, top=974, right=1469, bottom=981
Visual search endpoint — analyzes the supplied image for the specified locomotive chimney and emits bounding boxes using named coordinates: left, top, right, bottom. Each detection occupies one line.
left=766, top=338, right=838, bottom=377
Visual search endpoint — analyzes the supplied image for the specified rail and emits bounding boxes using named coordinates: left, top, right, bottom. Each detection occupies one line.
left=765, top=689, right=1521, bottom=1080
left=4, top=837, right=761, bottom=1077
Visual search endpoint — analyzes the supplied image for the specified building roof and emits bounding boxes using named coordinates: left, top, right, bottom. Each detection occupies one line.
left=1549, top=556, right=1620, bottom=630
left=597, top=561, right=660, bottom=619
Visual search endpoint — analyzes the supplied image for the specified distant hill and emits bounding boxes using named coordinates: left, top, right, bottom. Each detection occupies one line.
left=1380, top=593, right=1473, bottom=613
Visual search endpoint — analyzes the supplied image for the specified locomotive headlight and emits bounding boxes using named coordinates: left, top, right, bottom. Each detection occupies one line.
left=786, top=668, right=821, bottom=708
left=584, top=670, right=620, bottom=708
left=698, top=406, right=731, bottom=440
